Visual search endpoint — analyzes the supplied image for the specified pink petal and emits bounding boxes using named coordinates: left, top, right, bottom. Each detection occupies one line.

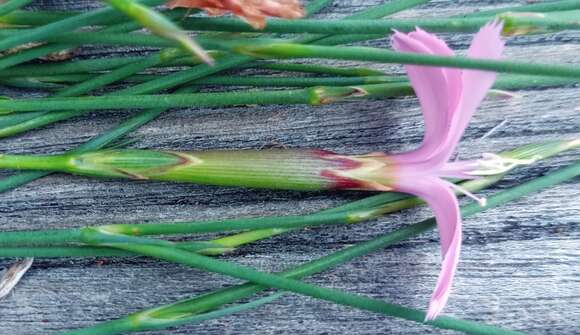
left=436, top=160, right=481, bottom=179
left=434, top=20, right=505, bottom=163
left=386, top=21, right=504, bottom=320
left=394, top=177, right=462, bottom=320
left=391, top=31, right=452, bottom=163
left=408, top=28, right=462, bottom=113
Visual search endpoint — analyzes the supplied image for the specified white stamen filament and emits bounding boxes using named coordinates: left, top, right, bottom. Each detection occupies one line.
left=446, top=182, right=487, bottom=207
left=470, top=153, right=541, bottom=176
left=480, top=119, right=508, bottom=140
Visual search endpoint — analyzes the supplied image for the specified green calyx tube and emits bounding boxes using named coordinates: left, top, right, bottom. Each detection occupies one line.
left=0, top=149, right=381, bottom=191
left=0, top=140, right=573, bottom=192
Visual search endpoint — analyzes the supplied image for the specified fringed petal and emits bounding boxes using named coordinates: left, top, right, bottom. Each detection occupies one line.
left=408, top=28, right=462, bottom=113
left=387, top=20, right=504, bottom=321
left=395, top=177, right=462, bottom=320
left=391, top=23, right=504, bottom=170
left=433, top=20, right=505, bottom=163
left=391, top=31, right=452, bottom=164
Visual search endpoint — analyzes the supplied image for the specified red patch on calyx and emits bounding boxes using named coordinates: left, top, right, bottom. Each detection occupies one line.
left=311, top=149, right=364, bottom=170
left=313, top=150, right=386, bottom=190
left=320, top=169, right=368, bottom=190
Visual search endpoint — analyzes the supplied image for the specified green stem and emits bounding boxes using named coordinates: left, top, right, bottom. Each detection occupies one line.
left=0, top=0, right=564, bottom=28
left=62, top=160, right=579, bottom=335
left=0, top=56, right=145, bottom=77
left=194, top=73, right=579, bottom=90
left=0, top=148, right=341, bottom=189
left=0, top=3, right=179, bottom=72
left=0, top=78, right=67, bottom=90
left=0, top=0, right=163, bottom=55
left=1, top=72, right=366, bottom=87
left=9, top=73, right=578, bottom=92
left=0, top=0, right=33, bottom=17
left=0, top=3, right=336, bottom=75
left=0, top=0, right=565, bottom=28
left=102, top=210, right=374, bottom=236
left=192, top=75, right=403, bottom=87
left=55, top=220, right=445, bottom=334
left=181, top=73, right=580, bottom=89
left=0, top=44, right=77, bottom=71
left=0, top=87, right=198, bottom=193
left=235, top=42, right=580, bottom=79
left=63, top=292, right=285, bottom=334
left=79, top=160, right=579, bottom=335
left=0, top=139, right=573, bottom=252
left=493, top=74, right=580, bottom=90
left=459, top=0, right=580, bottom=18
left=0, top=239, right=238, bottom=257
left=109, top=0, right=428, bottom=96
left=342, top=0, right=430, bottom=20
left=303, top=0, right=334, bottom=16
left=0, top=38, right=185, bottom=136
left=0, top=37, right=580, bottom=111
left=0, top=83, right=407, bottom=113
left=119, top=54, right=255, bottom=93
left=296, top=0, right=580, bottom=46
left=102, top=0, right=330, bottom=63
left=1, top=74, right=100, bottom=84
left=128, top=242, right=525, bottom=335
left=0, top=0, right=359, bottom=192
left=301, top=0, right=428, bottom=46
left=0, top=242, right=209, bottom=257
left=107, top=0, right=211, bottom=63
left=0, top=39, right=205, bottom=138
left=213, top=72, right=580, bottom=90
left=0, top=43, right=72, bottom=74
left=182, top=11, right=580, bottom=35
left=0, top=1, right=456, bottom=192
left=99, top=0, right=328, bottom=76
left=6, top=49, right=177, bottom=100
left=1, top=69, right=578, bottom=114
left=0, top=182, right=414, bottom=254
left=0, top=2, right=419, bottom=78
left=0, top=11, right=202, bottom=134
left=56, top=49, right=184, bottom=97
left=0, top=137, right=574, bottom=190
left=38, top=31, right=175, bottom=48
left=0, top=11, right=191, bottom=136
left=0, top=197, right=404, bottom=249
left=133, top=138, right=579, bottom=252
left=257, top=62, right=385, bottom=76
left=0, top=30, right=240, bottom=50
left=278, top=0, right=430, bottom=48
left=0, top=10, right=74, bottom=26
left=0, top=229, right=81, bottom=247
left=0, top=246, right=133, bottom=258
left=0, top=55, right=207, bottom=79
left=0, top=154, right=70, bottom=171
left=6, top=1, right=404, bottom=94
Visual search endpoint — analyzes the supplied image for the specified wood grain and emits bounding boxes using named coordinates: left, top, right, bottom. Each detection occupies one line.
left=0, top=1, right=579, bottom=334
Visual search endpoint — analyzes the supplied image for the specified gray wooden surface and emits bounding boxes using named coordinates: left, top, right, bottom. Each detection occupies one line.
left=0, top=1, right=579, bottom=334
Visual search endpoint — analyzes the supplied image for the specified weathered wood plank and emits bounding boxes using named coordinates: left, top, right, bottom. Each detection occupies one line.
left=0, top=1, right=579, bottom=334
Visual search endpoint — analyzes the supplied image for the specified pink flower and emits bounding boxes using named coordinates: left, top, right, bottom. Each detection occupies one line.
left=390, top=21, right=505, bottom=320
